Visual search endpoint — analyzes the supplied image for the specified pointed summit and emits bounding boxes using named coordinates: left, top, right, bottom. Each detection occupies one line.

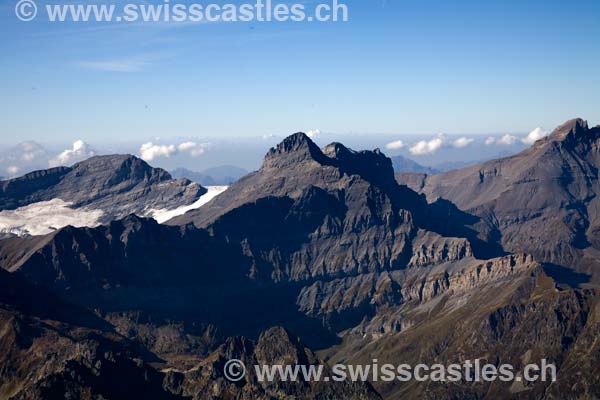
left=168, top=132, right=417, bottom=227
left=276, top=132, right=315, bottom=152
left=263, top=132, right=329, bottom=169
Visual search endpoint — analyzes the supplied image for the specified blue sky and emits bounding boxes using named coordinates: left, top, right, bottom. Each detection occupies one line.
left=1, top=0, right=599, bottom=143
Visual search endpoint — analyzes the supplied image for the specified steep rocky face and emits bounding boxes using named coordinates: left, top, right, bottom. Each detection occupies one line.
left=2, top=215, right=240, bottom=288
left=297, top=254, right=539, bottom=334
left=397, top=118, right=600, bottom=277
left=0, top=155, right=206, bottom=233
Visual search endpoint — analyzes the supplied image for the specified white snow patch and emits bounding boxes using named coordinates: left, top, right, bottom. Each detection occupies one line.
left=0, top=199, right=104, bottom=236
left=148, top=186, right=228, bottom=224
left=0, top=186, right=228, bottom=236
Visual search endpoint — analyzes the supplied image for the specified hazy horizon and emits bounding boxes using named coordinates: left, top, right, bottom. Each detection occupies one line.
left=0, top=125, right=563, bottom=176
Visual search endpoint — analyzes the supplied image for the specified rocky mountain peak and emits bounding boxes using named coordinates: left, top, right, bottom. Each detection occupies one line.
left=264, top=133, right=396, bottom=188
left=167, top=132, right=411, bottom=227
left=543, top=117, right=593, bottom=144
left=263, top=132, right=329, bottom=169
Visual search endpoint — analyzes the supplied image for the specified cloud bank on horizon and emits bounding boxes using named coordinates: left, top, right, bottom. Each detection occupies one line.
left=0, top=125, right=559, bottom=179
left=385, top=140, right=405, bottom=150
left=139, top=141, right=211, bottom=161
left=386, top=133, right=477, bottom=156
left=409, top=136, right=446, bottom=155
left=379, top=126, right=551, bottom=157
left=452, top=137, right=474, bottom=149
left=484, top=127, right=549, bottom=146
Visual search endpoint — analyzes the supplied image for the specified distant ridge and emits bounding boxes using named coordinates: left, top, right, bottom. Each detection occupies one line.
left=171, top=165, right=248, bottom=186
left=390, top=154, right=439, bottom=174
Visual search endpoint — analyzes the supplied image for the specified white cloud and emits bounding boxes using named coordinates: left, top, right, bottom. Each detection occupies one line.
left=409, top=136, right=445, bottom=155
left=522, top=127, right=548, bottom=145
left=452, top=137, right=474, bottom=148
left=49, top=140, right=96, bottom=167
left=140, top=142, right=177, bottom=161
left=140, top=141, right=210, bottom=161
left=306, top=129, right=320, bottom=139
left=177, top=142, right=197, bottom=152
left=498, top=134, right=518, bottom=145
left=486, top=134, right=519, bottom=146
left=6, top=166, right=19, bottom=176
left=177, top=141, right=209, bottom=157
left=385, top=140, right=405, bottom=150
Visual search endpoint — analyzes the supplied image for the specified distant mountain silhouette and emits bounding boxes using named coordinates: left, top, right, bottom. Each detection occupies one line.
left=171, top=165, right=248, bottom=186
left=390, top=154, right=440, bottom=174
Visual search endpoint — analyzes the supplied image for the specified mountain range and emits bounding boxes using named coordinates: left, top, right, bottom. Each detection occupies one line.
left=1, top=119, right=599, bottom=399
left=397, top=118, right=600, bottom=283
